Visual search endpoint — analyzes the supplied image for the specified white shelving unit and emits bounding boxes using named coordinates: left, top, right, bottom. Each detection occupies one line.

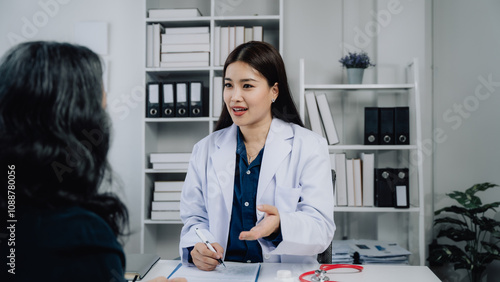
left=140, top=0, right=283, bottom=259
left=299, top=58, right=425, bottom=265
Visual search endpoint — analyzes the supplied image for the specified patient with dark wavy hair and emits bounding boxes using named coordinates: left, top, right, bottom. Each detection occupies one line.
left=0, top=41, right=185, bottom=282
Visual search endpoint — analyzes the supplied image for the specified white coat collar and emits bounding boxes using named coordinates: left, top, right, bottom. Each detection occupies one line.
left=211, top=118, right=294, bottom=215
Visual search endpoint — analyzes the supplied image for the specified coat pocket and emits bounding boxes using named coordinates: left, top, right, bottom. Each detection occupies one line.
left=274, top=185, right=302, bottom=213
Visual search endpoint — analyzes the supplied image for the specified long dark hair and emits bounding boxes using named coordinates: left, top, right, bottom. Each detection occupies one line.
left=215, top=41, right=304, bottom=130
left=0, top=41, right=128, bottom=237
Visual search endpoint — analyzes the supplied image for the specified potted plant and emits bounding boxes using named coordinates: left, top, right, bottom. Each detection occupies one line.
left=428, top=182, right=500, bottom=282
left=339, top=51, right=375, bottom=84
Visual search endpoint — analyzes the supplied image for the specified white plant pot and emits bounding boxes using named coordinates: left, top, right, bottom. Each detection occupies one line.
left=347, top=68, right=365, bottom=84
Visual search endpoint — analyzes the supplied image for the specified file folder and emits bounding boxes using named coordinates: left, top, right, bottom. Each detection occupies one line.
left=161, top=83, right=175, bottom=117
left=146, top=83, right=160, bottom=118
left=374, top=168, right=395, bottom=207
left=175, top=83, right=189, bottom=117
left=189, top=82, right=203, bottom=117
left=394, top=168, right=409, bottom=208
left=364, top=107, right=379, bottom=145
left=379, top=107, right=395, bottom=145
left=394, top=107, right=410, bottom=145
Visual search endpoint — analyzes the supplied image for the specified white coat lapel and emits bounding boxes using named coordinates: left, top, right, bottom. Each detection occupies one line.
left=257, top=119, right=293, bottom=201
left=211, top=124, right=237, bottom=215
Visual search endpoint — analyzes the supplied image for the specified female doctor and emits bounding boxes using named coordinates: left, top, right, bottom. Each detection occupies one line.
left=179, top=41, right=335, bottom=271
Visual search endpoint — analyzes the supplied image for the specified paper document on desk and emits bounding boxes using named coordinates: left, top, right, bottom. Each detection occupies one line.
left=348, top=239, right=411, bottom=257
left=168, top=262, right=261, bottom=282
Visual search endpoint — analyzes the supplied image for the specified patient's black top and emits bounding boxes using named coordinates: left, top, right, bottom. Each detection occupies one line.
left=12, top=205, right=125, bottom=282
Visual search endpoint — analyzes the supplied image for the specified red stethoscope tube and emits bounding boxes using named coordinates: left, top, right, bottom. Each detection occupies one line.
left=299, top=264, right=364, bottom=282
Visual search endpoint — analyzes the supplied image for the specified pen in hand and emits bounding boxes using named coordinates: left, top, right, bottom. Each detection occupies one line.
left=195, top=228, right=226, bottom=268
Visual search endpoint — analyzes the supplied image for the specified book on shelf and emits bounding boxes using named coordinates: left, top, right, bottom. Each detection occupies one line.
left=228, top=26, right=235, bottom=54
left=150, top=153, right=191, bottom=163
left=158, top=27, right=210, bottom=67
left=154, top=181, right=184, bottom=192
left=346, top=159, right=355, bottom=207
left=394, top=168, right=409, bottom=208
left=353, top=158, right=362, bottom=206
left=216, top=25, right=264, bottom=66
left=148, top=8, right=202, bottom=18
left=151, top=201, right=180, bottom=211
left=235, top=26, right=245, bottom=47
left=161, top=33, right=210, bottom=45
left=152, top=162, right=189, bottom=170
left=394, top=107, right=410, bottom=145
left=334, top=153, right=348, bottom=206
left=152, top=23, right=164, bottom=68
left=161, top=83, right=175, bottom=117
left=304, top=92, right=325, bottom=137
left=253, top=26, right=263, bottom=41
left=214, top=26, right=221, bottom=68
left=146, top=25, right=154, bottom=67
left=212, top=76, right=223, bottom=117
left=244, top=27, right=253, bottom=43
left=361, top=153, right=375, bottom=207
left=153, top=191, right=182, bottom=201
left=160, top=52, right=209, bottom=63
left=175, top=83, right=188, bottom=117
left=219, top=26, right=229, bottom=66
left=164, top=26, right=209, bottom=35
left=161, top=43, right=210, bottom=53
left=160, top=61, right=209, bottom=68
left=146, top=83, right=160, bottom=118
left=315, top=92, right=340, bottom=145
left=151, top=210, right=181, bottom=220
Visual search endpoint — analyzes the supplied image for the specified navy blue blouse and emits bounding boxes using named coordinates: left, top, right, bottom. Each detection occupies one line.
left=225, top=128, right=282, bottom=263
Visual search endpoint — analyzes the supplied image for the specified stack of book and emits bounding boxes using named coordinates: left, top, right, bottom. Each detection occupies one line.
left=150, top=152, right=191, bottom=170
left=160, top=26, right=210, bottom=68
left=332, top=239, right=411, bottom=265
left=146, top=25, right=210, bottom=68
left=214, top=25, right=263, bottom=66
left=151, top=181, right=183, bottom=220
left=331, top=153, right=375, bottom=207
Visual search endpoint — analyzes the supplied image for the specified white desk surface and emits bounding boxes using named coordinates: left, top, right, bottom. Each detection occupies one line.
left=142, top=260, right=441, bottom=282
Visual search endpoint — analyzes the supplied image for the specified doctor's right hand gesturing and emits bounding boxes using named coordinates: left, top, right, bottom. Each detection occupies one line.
left=191, top=242, right=224, bottom=271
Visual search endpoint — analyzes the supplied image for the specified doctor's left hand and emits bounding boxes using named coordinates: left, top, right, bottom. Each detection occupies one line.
left=239, top=204, right=280, bottom=240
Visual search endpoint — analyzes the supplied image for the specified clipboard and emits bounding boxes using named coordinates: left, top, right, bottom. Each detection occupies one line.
left=125, top=254, right=160, bottom=281
left=168, top=262, right=261, bottom=282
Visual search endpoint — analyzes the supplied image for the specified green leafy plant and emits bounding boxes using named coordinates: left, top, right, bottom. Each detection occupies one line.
left=338, top=51, right=375, bottom=69
left=428, top=182, right=500, bottom=282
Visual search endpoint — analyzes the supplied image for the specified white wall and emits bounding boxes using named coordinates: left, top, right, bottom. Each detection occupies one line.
left=433, top=0, right=500, bottom=210
left=432, top=2, right=500, bottom=279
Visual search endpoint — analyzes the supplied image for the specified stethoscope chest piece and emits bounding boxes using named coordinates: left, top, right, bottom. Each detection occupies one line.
left=311, top=269, right=329, bottom=281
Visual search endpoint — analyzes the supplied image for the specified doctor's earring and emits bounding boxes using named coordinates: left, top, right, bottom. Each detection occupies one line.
left=272, top=98, right=276, bottom=103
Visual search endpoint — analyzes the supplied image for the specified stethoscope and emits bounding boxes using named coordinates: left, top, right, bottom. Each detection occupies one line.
left=298, top=264, right=364, bottom=282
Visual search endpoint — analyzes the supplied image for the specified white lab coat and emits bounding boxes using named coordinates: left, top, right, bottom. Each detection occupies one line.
left=179, top=118, right=335, bottom=264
